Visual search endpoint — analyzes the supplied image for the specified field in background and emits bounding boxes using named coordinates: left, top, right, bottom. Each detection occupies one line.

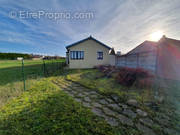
left=0, top=59, right=65, bottom=107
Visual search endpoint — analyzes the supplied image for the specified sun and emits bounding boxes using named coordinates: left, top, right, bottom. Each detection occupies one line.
left=150, top=31, right=163, bottom=41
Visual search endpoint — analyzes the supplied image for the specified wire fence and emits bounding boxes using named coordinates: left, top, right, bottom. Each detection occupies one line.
left=21, top=59, right=66, bottom=91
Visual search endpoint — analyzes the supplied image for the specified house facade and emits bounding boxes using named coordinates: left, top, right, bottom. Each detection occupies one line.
left=66, top=36, right=113, bottom=69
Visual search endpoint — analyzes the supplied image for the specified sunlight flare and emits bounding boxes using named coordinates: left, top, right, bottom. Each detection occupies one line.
left=150, top=31, right=163, bottom=41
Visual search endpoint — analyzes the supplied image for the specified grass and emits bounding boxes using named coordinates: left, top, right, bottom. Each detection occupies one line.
left=0, top=61, right=141, bottom=135
left=0, top=59, right=65, bottom=69
left=0, top=79, right=116, bottom=135
left=0, top=60, right=179, bottom=134
left=66, top=69, right=154, bottom=103
left=66, top=69, right=180, bottom=131
left=0, top=59, right=65, bottom=107
left=0, top=60, right=124, bottom=134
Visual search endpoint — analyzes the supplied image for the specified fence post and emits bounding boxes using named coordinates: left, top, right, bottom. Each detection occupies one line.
left=22, top=59, right=26, bottom=91
left=43, top=59, right=46, bottom=77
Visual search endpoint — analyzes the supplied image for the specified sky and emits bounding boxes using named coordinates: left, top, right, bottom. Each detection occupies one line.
left=0, top=0, right=180, bottom=56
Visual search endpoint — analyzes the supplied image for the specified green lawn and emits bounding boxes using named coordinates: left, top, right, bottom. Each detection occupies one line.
left=0, top=60, right=120, bottom=135
left=0, top=59, right=65, bottom=69
left=0, top=59, right=65, bottom=107
left=0, top=79, right=116, bottom=135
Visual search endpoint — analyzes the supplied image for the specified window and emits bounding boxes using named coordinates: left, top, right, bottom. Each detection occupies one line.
left=70, top=51, right=84, bottom=60
left=97, top=51, right=103, bottom=60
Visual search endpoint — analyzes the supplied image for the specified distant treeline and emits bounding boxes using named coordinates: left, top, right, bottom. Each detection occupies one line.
left=0, top=53, right=31, bottom=60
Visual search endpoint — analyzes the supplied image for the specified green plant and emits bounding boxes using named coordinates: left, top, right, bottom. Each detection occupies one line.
left=0, top=79, right=116, bottom=135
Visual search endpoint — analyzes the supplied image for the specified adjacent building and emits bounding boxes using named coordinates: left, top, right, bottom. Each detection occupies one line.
left=116, top=35, right=180, bottom=80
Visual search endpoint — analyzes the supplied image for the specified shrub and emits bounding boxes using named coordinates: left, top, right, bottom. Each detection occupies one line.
left=135, top=77, right=154, bottom=88
left=115, top=67, right=153, bottom=87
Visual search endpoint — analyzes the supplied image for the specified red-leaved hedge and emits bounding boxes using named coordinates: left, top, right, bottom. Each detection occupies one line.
left=115, top=67, right=154, bottom=87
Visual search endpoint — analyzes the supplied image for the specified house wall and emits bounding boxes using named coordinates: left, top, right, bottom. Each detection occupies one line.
left=109, top=55, right=116, bottom=66
left=68, top=39, right=110, bottom=69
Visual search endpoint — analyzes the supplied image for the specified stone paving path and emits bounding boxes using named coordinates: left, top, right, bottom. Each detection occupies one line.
left=52, top=78, right=179, bottom=135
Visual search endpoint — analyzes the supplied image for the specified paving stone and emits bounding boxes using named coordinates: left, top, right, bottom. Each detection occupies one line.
left=77, top=93, right=84, bottom=97
left=83, top=102, right=91, bottom=108
left=123, top=109, right=137, bottom=118
left=70, top=90, right=77, bottom=95
left=99, top=99, right=108, bottom=105
left=136, top=123, right=156, bottom=135
left=103, top=107, right=116, bottom=116
left=117, top=114, right=134, bottom=126
left=106, top=98, right=114, bottom=103
left=74, top=97, right=82, bottom=102
left=92, top=102, right=102, bottom=108
left=154, top=117, right=169, bottom=126
left=84, top=97, right=91, bottom=102
left=68, top=93, right=75, bottom=97
left=111, top=95, right=119, bottom=102
left=120, top=104, right=128, bottom=109
left=164, top=128, right=178, bottom=135
left=78, top=88, right=87, bottom=92
left=104, top=116, right=119, bottom=126
left=140, top=118, right=154, bottom=127
left=90, top=94, right=98, bottom=99
left=127, top=99, right=138, bottom=107
left=136, top=109, right=148, bottom=117
left=91, top=107, right=104, bottom=117
left=108, top=104, right=122, bottom=111
left=82, top=90, right=89, bottom=95
left=89, top=91, right=98, bottom=95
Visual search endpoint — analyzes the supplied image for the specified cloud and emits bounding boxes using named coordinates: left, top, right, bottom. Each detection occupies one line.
left=94, top=0, right=180, bottom=53
left=0, top=0, right=180, bottom=55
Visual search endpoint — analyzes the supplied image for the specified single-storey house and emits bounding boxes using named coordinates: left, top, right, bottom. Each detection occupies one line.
left=66, top=36, right=115, bottom=69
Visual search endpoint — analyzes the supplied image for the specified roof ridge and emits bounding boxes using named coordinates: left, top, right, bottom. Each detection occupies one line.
left=66, top=36, right=111, bottom=50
